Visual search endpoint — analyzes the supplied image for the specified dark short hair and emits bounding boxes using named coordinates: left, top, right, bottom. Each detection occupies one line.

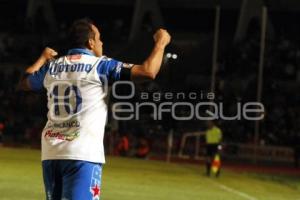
left=68, top=18, right=95, bottom=49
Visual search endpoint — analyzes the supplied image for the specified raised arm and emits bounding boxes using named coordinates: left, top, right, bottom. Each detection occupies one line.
left=130, top=29, right=171, bottom=82
left=19, top=47, right=57, bottom=91
left=26, top=47, right=57, bottom=74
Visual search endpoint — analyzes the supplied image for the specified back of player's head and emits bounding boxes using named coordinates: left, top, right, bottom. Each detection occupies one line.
left=68, top=18, right=95, bottom=49
left=206, top=120, right=216, bottom=128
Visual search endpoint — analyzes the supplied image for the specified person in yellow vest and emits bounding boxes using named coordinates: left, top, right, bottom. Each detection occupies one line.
left=205, top=120, right=222, bottom=177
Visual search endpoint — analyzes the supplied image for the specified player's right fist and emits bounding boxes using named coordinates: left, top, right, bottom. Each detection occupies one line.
left=153, top=29, right=171, bottom=48
left=41, top=47, right=58, bottom=60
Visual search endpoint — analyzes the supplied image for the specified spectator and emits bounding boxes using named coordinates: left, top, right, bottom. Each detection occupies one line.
left=136, top=137, right=150, bottom=159
left=114, top=133, right=130, bottom=157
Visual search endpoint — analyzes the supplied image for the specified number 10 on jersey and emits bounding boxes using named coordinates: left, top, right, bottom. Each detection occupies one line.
left=49, top=82, right=82, bottom=119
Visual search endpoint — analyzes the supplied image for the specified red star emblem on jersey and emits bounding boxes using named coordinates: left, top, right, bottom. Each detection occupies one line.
left=91, top=184, right=100, bottom=197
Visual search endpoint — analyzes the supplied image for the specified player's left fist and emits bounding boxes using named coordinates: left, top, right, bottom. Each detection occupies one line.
left=41, top=47, right=58, bottom=60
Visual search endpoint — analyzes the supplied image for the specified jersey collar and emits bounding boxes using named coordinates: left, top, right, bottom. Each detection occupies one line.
left=67, top=48, right=95, bottom=56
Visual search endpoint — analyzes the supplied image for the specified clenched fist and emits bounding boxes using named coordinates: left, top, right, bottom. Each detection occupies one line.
left=41, top=47, right=58, bottom=61
left=153, top=29, right=171, bottom=48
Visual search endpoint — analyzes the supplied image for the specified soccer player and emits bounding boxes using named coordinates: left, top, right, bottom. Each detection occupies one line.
left=20, top=18, right=170, bottom=200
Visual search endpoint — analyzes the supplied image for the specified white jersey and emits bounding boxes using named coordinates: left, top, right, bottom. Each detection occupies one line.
left=28, top=48, right=131, bottom=163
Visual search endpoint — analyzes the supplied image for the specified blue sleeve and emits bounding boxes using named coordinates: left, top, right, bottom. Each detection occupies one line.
left=97, top=57, right=133, bottom=82
left=27, top=64, right=49, bottom=91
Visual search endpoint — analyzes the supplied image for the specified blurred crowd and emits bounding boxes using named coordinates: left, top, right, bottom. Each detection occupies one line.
left=0, top=66, right=46, bottom=147
left=216, top=20, right=300, bottom=148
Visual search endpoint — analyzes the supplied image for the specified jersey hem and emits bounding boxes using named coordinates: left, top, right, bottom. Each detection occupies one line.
left=42, top=156, right=105, bottom=164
